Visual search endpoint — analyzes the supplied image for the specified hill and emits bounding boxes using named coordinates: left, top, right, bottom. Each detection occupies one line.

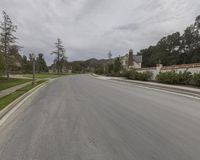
left=68, top=58, right=113, bottom=73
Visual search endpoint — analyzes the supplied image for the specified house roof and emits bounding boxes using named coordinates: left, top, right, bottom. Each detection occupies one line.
left=133, top=55, right=142, bottom=63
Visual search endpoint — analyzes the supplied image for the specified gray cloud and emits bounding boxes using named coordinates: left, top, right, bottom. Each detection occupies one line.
left=0, top=0, right=200, bottom=64
left=114, top=23, right=140, bottom=31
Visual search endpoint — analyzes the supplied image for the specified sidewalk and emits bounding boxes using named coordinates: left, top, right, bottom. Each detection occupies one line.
left=0, top=82, right=32, bottom=98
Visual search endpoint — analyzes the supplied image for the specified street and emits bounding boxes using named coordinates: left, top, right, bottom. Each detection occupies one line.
left=0, top=75, right=200, bottom=160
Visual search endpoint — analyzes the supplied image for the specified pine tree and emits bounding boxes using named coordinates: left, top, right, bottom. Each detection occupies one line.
left=36, top=53, right=48, bottom=73
left=113, top=57, right=122, bottom=73
left=51, top=38, right=66, bottom=74
left=0, top=11, right=17, bottom=79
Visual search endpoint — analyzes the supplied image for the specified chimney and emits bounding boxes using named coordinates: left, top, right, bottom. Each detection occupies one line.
left=128, top=49, right=134, bottom=67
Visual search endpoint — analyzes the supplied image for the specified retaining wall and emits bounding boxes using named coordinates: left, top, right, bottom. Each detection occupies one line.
left=136, top=63, right=200, bottom=80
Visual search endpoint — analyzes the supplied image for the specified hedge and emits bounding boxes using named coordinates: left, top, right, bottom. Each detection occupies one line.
left=124, top=70, right=153, bottom=81
left=193, top=73, right=200, bottom=86
left=156, top=71, right=200, bottom=86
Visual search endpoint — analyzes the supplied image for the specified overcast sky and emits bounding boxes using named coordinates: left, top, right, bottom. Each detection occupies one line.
left=0, top=0, right=200, bottom=64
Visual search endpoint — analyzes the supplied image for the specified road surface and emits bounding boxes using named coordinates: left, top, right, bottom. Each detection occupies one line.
left=0, top=75, right=200, bottom=160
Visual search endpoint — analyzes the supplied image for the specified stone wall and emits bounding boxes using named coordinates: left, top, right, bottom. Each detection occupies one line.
left=136, top=63, right=200, bottom=80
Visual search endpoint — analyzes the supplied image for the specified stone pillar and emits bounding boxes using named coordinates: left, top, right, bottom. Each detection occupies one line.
left=156, top=64, right=163, bottom=73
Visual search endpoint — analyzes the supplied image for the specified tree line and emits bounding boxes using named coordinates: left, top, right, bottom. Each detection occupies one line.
left=139, top=15, right=200, bottom=67
left=0, top=11, right=68, bottom=78
left=75, top=15, right=200, bottom=74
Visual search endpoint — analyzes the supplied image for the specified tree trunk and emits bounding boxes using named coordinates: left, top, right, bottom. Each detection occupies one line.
left=6, top=70, right=9, bottom=79
left=5, top=62, right=9, bottom=79
left=4, top=54, right=9, bottom=80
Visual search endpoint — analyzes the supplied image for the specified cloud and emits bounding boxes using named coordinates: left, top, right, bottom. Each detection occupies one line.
left=0, top=0, right=200, bottom=64
left=114, top=23, right=140, bottom=31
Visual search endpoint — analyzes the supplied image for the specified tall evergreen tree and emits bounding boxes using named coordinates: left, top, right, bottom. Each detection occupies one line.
left=51, top=38, right=66, bottom=73
left=139, top=15, right=200, bottom=67
left=36, top=53, right=48, bottom=73
left=21, top=55, right=30, bottom=73
left=113, top=57, right=122, bottom=73
left=0, top=11, right=17, bottom=79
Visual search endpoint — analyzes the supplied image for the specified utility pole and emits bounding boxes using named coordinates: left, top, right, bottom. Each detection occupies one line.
left=31, top=53, right=36, bottom=85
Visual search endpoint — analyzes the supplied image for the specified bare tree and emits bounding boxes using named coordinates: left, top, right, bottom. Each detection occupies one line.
left=0, top=11, right=17, bottom=79
left=51, top=38, right=66, bottom=74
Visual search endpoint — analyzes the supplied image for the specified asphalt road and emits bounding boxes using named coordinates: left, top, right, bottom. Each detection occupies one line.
left=0, top=75, right=200, bottom=160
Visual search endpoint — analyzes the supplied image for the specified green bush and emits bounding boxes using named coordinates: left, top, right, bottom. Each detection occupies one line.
left=156, top=71, right=178, bottom=84
left=193, top=73, right=200, bottom=86
left=178, top=71, right=192, bottom=85
left=105, top=68, right=200, bottom=87
left=156, top=71, right=192, bottom=85
left=124, top=70, right=153, bottom=81
left=94, top=66, right=104, bottom=75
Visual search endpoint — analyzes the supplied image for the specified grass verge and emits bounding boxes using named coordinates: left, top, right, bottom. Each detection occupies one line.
left=0, top=80, right=46, bottom=111
left=23, top=73, right=63, bottom=79
left=0, top=77, right=31, bottom=91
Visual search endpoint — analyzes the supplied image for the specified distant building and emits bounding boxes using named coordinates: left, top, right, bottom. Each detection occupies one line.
left=121, top=49, right=143, bottom=69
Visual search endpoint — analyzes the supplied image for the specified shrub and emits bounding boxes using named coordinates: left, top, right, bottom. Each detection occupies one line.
left=193, top=73, right=200, bottom=87
left=156, top=71, right=192, bottom=85
left=178, top=71, right=192, bottom=85
left=141, top=71, right=153, bottom=81
left=156, top=71, right=180, bottom=84
left=94, top=66, right=104, bottom=75
left=125, top=70, right=137, bottom=79
left=107, top=68, right=200, bottom=87
left=124, top=70, right=153, bottom=81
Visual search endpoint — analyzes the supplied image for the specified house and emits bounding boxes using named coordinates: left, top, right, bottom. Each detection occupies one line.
left=121, top=49, right=142, bottom=69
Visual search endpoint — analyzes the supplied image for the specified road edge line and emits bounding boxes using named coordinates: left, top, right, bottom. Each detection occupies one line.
left=0, top=81, right=48, bottom=121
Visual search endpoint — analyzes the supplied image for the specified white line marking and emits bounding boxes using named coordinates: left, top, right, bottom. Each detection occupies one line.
left=0, top=84, right=46, bottom=127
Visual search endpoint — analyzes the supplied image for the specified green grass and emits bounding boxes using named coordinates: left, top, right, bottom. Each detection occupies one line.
left=0, top=80, right=46, bottom=111
left=0, top=77, right=31, bottom=91
left=23, top=73, right=62, bottom=79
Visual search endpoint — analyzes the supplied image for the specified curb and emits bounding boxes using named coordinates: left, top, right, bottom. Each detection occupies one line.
left=0, top=81, right=48, bottom=120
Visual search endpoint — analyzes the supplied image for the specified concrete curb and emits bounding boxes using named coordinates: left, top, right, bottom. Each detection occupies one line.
left=0, top=81, right=48, bottom=120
